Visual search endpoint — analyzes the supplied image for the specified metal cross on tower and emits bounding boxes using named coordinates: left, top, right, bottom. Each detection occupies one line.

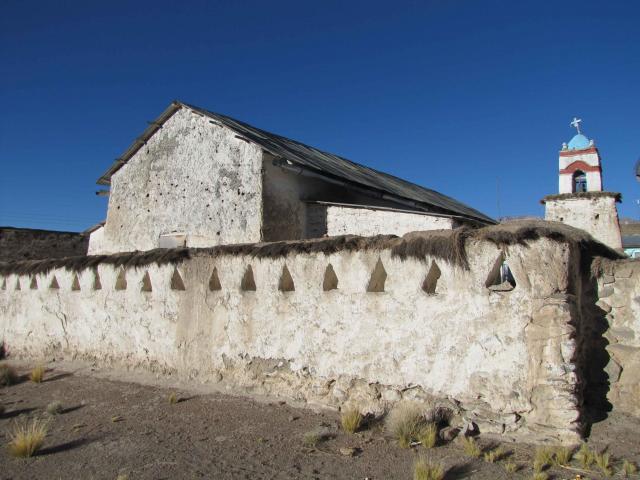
left=570, top=117, right=582, bottom=134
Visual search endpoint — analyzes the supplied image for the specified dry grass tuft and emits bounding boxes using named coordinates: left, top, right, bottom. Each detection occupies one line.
left=29, top=365, right=45, bottom=383
left=340, top=407, right=363, bottom=434
left=551, top=445, right=573, bottom=466
left=385, top=402, right=427, bottom=448
left=504, top=460, right=518, bottom=473
left=459, top=436, right=481, bottom=457
left=302, top=427, right=332, bottom=447
left=483, top=446, right=505, bottom=463
left=413, top=456, right=445, bottom=480
left=575, top=443, right=595, bottom=469
left=0, top=363, right=18, bottom=386
left=533, top=447, right=553, bottom=472
left=168, top=392, right=178, bottom=405
left=622, top=460, right=638, bottom=477
left=7, top=417, right=49, bottom=458
left=418, top=423, right=438, bottom=449
left=46, top=401, right=63, bottom=415
left=594, top=451, right=613, bottom=477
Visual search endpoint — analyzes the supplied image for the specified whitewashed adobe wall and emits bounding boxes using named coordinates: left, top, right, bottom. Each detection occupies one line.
left=545, top=195, right=622, bottom=249
left=89, top=108, right=264, bottom=254
left=308, top=204, right=456, bottom=237
left=0, top=236, right=585, bottom=443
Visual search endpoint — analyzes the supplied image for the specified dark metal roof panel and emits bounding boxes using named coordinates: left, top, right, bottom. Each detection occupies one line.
left=184, top=103, right=495, bottom=224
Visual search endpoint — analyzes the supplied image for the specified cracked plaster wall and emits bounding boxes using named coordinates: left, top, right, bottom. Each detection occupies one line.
left=1, top=237, right=586, bottom=443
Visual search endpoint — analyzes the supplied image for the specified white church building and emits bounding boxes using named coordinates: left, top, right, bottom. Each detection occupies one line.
left=89, top=101, right=495, bottom=254
left=542, top=118, right=622, bottom=250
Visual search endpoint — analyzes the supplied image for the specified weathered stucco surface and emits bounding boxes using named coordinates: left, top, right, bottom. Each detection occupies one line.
left=89, top=108, right=263, bottom=254
left=0, top=236, right=586, bottom=443
left=545, top=196, right=622, bottom=249
left=597, top=258, right=640, bottom=416
left=306, top=203, right=456, bottom=237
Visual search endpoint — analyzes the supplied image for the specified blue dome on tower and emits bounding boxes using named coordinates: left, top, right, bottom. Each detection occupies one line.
left=567, top=133, right=590, bottom=150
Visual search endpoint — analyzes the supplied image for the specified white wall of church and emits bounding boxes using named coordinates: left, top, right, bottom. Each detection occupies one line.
left=559, top=174, right=574, bottom=194
left=317, top=204, right=456, bottom=236
left=545, top=195, right=622, bottom=249
left=89, top=108, right=264, bottom=254
left=586, top=170, right=603, bottom=191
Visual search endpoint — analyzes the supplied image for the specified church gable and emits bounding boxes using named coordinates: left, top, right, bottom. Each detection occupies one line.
left=99, top=106, right=264, bottom=253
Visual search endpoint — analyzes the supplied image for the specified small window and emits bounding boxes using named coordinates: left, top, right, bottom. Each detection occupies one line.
left=573, top=170, right=587, bottom=193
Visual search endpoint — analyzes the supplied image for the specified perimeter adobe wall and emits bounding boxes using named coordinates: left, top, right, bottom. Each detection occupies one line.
left=596, top=258, right=640, bottom=416
left=0, top=236, right=585, bottom=443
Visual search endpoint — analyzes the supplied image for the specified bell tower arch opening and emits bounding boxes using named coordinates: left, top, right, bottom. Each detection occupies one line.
left=572, top=170, right=587, bottom=193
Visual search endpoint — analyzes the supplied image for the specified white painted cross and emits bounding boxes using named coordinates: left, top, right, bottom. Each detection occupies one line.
left=570, top=117, right=582, bottom=134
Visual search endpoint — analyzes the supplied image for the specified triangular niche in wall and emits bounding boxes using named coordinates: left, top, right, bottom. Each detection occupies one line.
left=71, top=273, right=81, bottom=291
left=366, top=258, right=387, bottom=293
left=322, top=264, right=339, bottom=291
left=1, top=278, right=6, bottom=290
left=422, top=261, right=442, bottom=295
left=49, top=276, right=60, bottom=289
left=15, top=279, right=21, bottom=291
left=141, top=271, right=153, bottom=292
left=93, top=270, right=102, bottom=290
left=278, top=265, right=295, bottom=292
left=170, top=268, right=186, bottom=291
left=30, top=276, right=38, bottom=290
left=240, top=265, right=256, bottom=291
left=208, top=268, right=222, bottom=291
left=115, top=269, right=127, bottom=291
left=485, top=251, right=516, bottom=292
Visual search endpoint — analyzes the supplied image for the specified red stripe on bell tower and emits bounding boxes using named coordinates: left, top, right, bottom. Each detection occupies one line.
left=559, top=160, right=601, bottom=174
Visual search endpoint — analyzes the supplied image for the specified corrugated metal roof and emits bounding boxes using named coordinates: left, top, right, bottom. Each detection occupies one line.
left=97, top=101, right=496, bottom=224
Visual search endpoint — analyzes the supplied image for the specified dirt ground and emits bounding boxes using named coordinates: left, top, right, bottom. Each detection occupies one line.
left=0, top=362, right=638, bottom=480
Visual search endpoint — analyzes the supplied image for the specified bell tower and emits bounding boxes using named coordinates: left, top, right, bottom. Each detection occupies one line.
left=542, top=118, right=622, bottom=250
left=558, top=117, right=603, bottom=194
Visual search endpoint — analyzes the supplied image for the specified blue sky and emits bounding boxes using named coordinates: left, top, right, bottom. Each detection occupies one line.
left=1, top=0, right=639, bottom=231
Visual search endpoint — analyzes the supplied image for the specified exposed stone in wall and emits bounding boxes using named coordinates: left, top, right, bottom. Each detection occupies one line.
left=544, top=194, right=622, bottom=250
left=91, top=108, right=263, bottom=254
left=0, top=235, right=589, bottom=443
left=597, top=258, right=640, bottom=416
